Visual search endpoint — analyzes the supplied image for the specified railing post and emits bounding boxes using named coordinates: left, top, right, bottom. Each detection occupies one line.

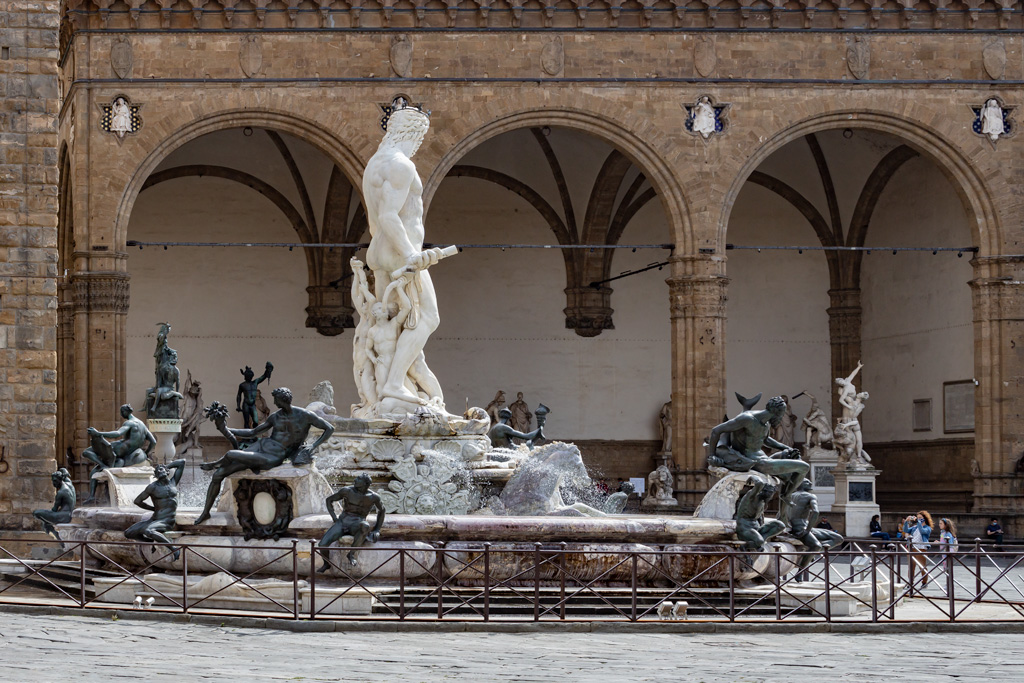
left=774, top=548, right=781, bottom=622
left=870, top=545, right=878, bottom=623
left=823, top=546, right=831, bottom=622
left=79, top=541, right=87, bottom=608
left=974, top=538, right=982, bottom=598
left=483, top=543, right=490, bottom=622
left=182, top=547, right=189, bottom=614
left=308, top=539, right=317, bottom=620
left=559, top=542, right=567, bottom=621
left=291, top=540, right=299, bottom=620
left=438, top=546, right=445, bottom=620
left=906, top=542, right=915, bottom=598
left=728, top=553, right=735, bottom=622
left=533, top=543, right=541, bottom=622
left=399, top=548, right=406, bottom=620
left=948, top=545, right=955, bottom=621
left=631, top=551, right=638, bottom=622
left=888, top=544, right=896, bottom=620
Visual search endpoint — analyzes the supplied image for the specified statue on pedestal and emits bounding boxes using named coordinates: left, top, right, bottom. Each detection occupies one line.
left=834, top=361, right=871, bottom=469
left=770, top=394, right=798, bottom=447
left=237, top=362, right=273, bottom=429
left=34, top=469, right=76, bottom=546
left=318, top=473, right=386, bottom=570
left=125, top=459, right=186, bottom=561
left=356, top=96, right=458, bottom=420
left=145, top=322, right=183, bottom=419
left=485, top=390, right=507, bottom=427
left=801, top=392, right=832, bottom=448
left=177, top=370, right=204, bottom=455
left=643, top=464, right=676, bottom=506
left=82, top=404, right=156, bottom=503
left=658, top=400, right=672, bottom=454
left=508, top=392, right=533, bottom=433
left=195, top=388, right=335, bottom=524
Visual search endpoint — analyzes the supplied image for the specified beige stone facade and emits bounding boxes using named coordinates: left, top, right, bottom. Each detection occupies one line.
left=1, top=1, right=1021, bottom=529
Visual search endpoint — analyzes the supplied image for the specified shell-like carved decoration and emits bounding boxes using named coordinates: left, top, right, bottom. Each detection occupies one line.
left=370, top=438, right=406, bottom=462
left=430, top=440, right=463, bottom=458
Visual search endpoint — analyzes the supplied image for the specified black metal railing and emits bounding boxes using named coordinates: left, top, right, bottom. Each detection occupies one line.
left=1, top=537, right=1022, bottom=622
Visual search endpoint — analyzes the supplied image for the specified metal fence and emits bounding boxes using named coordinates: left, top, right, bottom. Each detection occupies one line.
left=1, top=536, right=1022, bottom=622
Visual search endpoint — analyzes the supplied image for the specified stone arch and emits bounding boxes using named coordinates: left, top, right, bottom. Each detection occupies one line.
left=423, top=107, right=690, bottom=249
left=112, top=109, right=366, bottom=250
left=719, top=110, right=1002, bottom=257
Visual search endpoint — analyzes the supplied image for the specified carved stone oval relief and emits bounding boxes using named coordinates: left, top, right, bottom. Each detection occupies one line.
left=110, top=36, right=133, bottom=80
left=846, top=36, right=870, bottom=80
left=541, top=37, right=564, bottom=76
left=239, top=35, right=262, bottom=78
left=983, top=40, right=1006, bottom=80
left=390, top=35, right=413, bottom=78
left=694, top=35, right=716, bottom=78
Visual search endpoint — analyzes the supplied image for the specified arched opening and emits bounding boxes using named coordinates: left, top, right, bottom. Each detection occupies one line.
left=426, top=124, right=675, bottom=482
left=125, top=126, right=365, bottom=440
left=726, top=126, right=976, bottom=513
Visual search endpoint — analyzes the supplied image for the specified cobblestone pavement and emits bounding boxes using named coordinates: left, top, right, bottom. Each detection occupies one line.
left=2, top=611, right=1023, bottom=682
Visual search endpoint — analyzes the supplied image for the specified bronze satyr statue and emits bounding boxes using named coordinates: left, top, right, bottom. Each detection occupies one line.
left=125, top=459, right=186, bottom=561
left=734, top=480, right=786, bottom=551
left=82, top=404, right=156, bottom=503
left=318, top=473, right=386, bottom=570
left=33, top=469, right=76, bottom=547
left=706, top=395, right=810, bottom=509
left=787, top=479, right=844, bottom=570
left=488, top=408, right=544, bottom=449
left=195, top=387, right=334, bottom=524
left=237, top=362, right=274, bottom=429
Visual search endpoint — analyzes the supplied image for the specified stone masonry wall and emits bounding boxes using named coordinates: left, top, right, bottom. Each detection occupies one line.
left=0, top=0, right=59, bottom=532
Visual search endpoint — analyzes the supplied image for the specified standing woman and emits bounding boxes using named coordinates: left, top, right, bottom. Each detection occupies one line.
left=903, top=511, right=934, bottom=586
left=938, top=518, right=959, bottom=572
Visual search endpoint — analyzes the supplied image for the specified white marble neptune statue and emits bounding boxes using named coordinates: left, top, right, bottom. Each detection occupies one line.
left=354, top=97, right=457, bottom=420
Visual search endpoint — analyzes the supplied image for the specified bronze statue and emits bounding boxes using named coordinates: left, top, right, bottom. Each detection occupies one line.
left=33, top=469, right=76, bottom=546
left=195, top=388, right=334, bottom=524
left=82, top=404, right=156, bottom=503
left=125, top=459, right=186, bottom=561
left=318, top=473, right=386, bottom=570
left=786, top=479, right=844, bottom=570
left=734, top=479, right=786, bottom=551
left=706, top=395, right=810, bottom=509
left=145, top=322, right=183, bottom=419
left=488, top=408, right=544, bottom=449
left=237, top=362, right=274, bottom=429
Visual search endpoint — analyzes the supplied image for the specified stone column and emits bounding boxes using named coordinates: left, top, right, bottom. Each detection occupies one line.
left=827, top=286, right=862, bottom=423
left=970, top=256, right=1024, bottom=519
left=667, top=254, right=729, bottom=509
left=72, top=271, right=130, bottom=443
left=0, top=0, right=60, bottom=534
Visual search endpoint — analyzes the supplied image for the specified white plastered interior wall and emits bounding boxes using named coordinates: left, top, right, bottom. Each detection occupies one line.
left=126, top=127, right=672, bottom=440
left=726, top=129, right=973, bottom=442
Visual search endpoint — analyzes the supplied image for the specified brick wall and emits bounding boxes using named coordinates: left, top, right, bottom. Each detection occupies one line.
left=0, top=0, right=59, bottom=531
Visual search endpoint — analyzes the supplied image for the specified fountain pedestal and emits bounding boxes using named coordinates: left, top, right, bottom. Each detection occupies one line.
left=147, top=418, right=182, bottom=463
left=91, top=465, right=153, bottom=508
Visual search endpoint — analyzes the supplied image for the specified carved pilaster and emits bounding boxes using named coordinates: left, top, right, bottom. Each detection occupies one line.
left=969, top=256, right=1024, bottom=513
left=564, top=285, right=614, bottom=336
left=667, top=254, right=729, bottom=508
left=827, top=286, right=862, bottom=422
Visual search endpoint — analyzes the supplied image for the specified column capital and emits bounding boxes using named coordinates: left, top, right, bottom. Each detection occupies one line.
left=72, top=272, right=130, bottom=313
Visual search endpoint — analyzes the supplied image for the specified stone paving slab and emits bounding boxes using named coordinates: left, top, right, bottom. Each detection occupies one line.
left=3, top=607, right=1024, bottom=681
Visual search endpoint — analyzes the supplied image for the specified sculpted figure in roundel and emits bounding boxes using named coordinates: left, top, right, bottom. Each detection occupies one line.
left=360, top=97, right=458, bottom=419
